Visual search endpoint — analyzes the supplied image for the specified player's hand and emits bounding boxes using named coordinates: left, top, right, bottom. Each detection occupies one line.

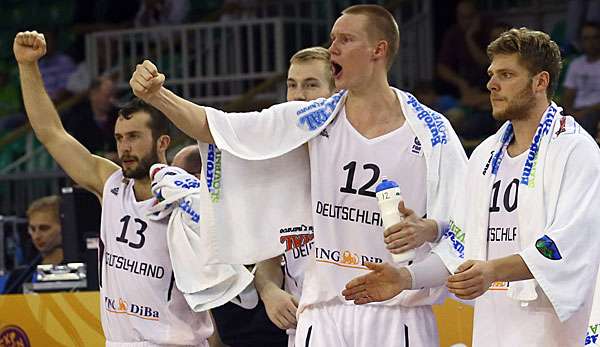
left=261, top=286, right=298, bottom=330
left=130, top=60, right=166, bottom=101
left=447, top=260, right=495, bottom=300
left=384, top=201, right=437, bottom=253
left=13, top=31, right=47, bottom=65
left=342, top=262, right=411, bottom=304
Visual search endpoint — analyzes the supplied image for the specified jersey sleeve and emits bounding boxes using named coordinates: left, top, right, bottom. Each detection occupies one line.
left=519, top=137, right=600, bottom=322
left=205, top=91, right=346, bottom=160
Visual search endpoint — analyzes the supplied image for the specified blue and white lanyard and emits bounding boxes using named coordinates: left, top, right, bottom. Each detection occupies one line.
left=490, top=105, right=558, bottom=184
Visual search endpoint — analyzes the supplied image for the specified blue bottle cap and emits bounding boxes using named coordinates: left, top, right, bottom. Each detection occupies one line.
left=375, top=177, right=399, bottom=192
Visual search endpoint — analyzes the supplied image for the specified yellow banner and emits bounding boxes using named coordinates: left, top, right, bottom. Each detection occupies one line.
left=0, top=292, right=472, bottom=347
left=0, top=292, right=104, bottom=347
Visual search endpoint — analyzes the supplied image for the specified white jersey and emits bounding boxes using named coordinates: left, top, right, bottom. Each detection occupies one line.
left=302, top=108, right=430, bottom=308
left=282, top=224, right=313, bottom=300
left=99, top=170, right=212, bottom=345
left=473, top=149, right=580, bottom=347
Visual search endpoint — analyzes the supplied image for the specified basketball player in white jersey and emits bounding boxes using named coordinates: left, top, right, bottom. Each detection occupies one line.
left=129, top=5, right=467, bottom=346
left=253, top=46, right=336, bottom=346
left=14, top=31, right=212, bottom=346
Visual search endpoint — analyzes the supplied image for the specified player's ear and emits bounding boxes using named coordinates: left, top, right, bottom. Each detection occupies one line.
left=157, top=134, right=170, bottom=152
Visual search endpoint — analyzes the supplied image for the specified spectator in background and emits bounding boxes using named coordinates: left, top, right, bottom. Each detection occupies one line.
left=438, top=0, right=492, bottom=98
left=437, top=0, right=498, bottom=140
left=38, top=29, right=76, bottom=104
left=62, top=77, right=119, bottom=159
left=66, top=37, right=122, bottom=95
left=134, top=0, right=190, bottom=27
left=3, top=196, right=63, bottom=294
left=565, top=0, right=600, bottom=52
left=562, top=21, right=600, bottom=134
left=26, top=196, right=63, bottom=266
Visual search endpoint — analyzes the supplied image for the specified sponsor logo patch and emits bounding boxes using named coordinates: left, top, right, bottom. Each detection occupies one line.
left=0, top=325, right=31, bottom=347
left=296, top=91, right=344, bottom=131
left=104, top=296, right=160, bottom=321
left=535, top=235, right=562, bottom=260
left=314, top=247, right=382, bottom=269
left=205, top=144, right=222, bottom=202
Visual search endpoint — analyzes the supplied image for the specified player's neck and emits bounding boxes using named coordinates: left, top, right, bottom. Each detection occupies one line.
left=346, top=75, right=401, bottom=120
left=133, top=177, right=154, bottom=201
left=345, top=83, right=405, bottom=139
left=41, top=247, right=63, bottom=265
left=507, top=100, right=551, bottom=157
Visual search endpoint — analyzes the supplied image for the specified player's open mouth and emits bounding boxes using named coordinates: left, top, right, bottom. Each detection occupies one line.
left=332, top=61, right=343, bottom=79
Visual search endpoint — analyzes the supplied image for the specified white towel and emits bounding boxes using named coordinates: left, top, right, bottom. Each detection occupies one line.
left=147, top=164, right=254, bottom=312
left=198, top=91, right=347, bottom=265
left=434, top=103, right=600, bottom=322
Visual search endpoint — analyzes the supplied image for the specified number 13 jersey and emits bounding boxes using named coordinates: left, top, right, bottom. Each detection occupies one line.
left=100, top=170, right=212, bottom=345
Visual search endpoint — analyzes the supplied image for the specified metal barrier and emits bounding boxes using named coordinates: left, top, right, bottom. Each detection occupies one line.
left=0, top=170, right=68, bottom=217
left=85, top=17, right=330, bottom=107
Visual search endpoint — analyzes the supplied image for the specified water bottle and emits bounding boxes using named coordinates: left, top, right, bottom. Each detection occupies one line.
left=375, top=177, right=415, bottom=263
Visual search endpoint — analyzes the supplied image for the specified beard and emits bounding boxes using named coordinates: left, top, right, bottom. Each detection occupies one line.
left=492, top=83, right=536, bottom=122
left=120, top=144, right=159, bottom=179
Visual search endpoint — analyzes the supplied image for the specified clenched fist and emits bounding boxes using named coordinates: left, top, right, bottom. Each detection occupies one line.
left=14, top=31, right=47, bottom=64
left=130, top=60, right=166, bottom=101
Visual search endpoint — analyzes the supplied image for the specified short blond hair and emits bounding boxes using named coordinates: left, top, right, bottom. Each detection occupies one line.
left=27, top=195, right=61, bottom=221
left=289, top=46, right=335, bottom=90
left=342, top=5, right=399, bottom=70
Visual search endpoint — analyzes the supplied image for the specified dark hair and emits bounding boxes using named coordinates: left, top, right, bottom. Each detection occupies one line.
left=118, top=98, right=170, bottom=140
left=487, top=27, right=562, bottom=101
left=342, top=4, right=399, bottom=70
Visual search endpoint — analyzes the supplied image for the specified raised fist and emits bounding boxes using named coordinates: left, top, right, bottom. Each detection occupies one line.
left=130, top=60, right=166, bottom=101
left=13, top=31, right=47, bottom=64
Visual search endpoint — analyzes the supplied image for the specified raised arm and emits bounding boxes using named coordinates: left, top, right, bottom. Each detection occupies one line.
left=130, top=60, right=214, bottom=143
left=15, top=31, right=118, bottom=197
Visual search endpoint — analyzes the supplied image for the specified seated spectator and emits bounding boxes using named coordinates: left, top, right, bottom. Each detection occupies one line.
left=62, top=77, right=119, bottom=159
left=437, top=0, right=493, bottom=100
left=3, top=196, right=63, bottom=294
left=38, top=29, right=76, bottom=104
left=562, top=21, right=600, bottom=134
